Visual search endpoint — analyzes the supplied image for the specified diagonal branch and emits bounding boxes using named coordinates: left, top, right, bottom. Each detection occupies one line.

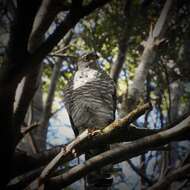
left=24, top=103, right=153, bottom=188
left=21, top=123, right=40, bottom=137
left=12, top=107, right=190, bottom=180
left=14, top=65, right=42, bottom=142
left=45, top=118, right=190, bottom=189
left=32, top=0, right=111, bottom=64
left=40, top=103, right=153, bottom=178
left=28, top=0, right=71, bottom=52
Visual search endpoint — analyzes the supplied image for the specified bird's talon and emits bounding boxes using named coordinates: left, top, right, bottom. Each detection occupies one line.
left=72, top=149, right=77, bottom=157
left=92, top=129, right=102, bottom=136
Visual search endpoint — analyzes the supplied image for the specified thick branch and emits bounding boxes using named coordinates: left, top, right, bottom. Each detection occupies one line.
left=37, top=103, right=152, bottom=182
left=28, top=0, right=71, bottom=52
left=0, top=1, right=41, bottom=187
left=46, top=117, right=190, bottom=189
left=12, top=109, right=190, bottom=182
left=32, top=0, right=111, bottom=64
left=12, top=103, right=152, bottom=180
left=14, top=65, right=42, bottom=142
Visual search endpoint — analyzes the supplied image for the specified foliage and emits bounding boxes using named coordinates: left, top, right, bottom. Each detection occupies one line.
left=0, top=0, right=190, bottom=189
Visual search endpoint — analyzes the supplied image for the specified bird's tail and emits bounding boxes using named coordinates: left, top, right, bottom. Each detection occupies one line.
left=85, top=145, right=113, bottom=190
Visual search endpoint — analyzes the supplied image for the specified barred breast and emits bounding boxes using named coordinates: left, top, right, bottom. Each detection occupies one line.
left=63, top=68, right=116, bottom=133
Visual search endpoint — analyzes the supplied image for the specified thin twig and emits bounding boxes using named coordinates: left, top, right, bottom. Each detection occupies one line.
left=21, top=123, right=40, bottom=136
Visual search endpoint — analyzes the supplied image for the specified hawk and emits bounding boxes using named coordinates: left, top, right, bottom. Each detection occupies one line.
left=63, top=52, right=116, bottom=189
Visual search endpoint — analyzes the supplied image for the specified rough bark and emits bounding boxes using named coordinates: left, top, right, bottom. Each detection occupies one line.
left=0, top=1, right=41, bottom=187
left=8, top=110, right=190, bottom=189
left=45, top=116, right=190, bottom=189
left=12, top=105, right=190, bottom=177
left=11, top=103, right=152, bottom=179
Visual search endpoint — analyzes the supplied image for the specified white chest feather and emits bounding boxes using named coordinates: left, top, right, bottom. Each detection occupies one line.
left=73, top=68, right=98, bottom=90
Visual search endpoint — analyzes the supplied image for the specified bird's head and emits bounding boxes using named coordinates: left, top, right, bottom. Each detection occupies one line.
left=77, top=52, right=99, bottom=70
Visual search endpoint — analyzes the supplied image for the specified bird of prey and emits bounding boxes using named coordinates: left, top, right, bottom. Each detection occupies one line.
left=63, top=52, right=116, bottom=189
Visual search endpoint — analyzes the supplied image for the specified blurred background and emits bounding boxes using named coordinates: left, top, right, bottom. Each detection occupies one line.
left=0, top=0, right=190, bottom=189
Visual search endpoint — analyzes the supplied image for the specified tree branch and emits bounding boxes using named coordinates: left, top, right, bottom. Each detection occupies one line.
left=148, top=163, right=190, bottom=190
left=13, top=103, right=152, bottom=184
left=45, top=118, right=190, bottom=189
left=37, top=103, right=153, bottom=184
left=12, top=104, right=190, bottom=180
left=14, top=65, right=42, bottom=142
left=32, top=0, right=111, bottom=65
left=127, top=159, right=154, bottom=186
left=0, top=1, right=41, bottom=187
left=21, top=123, right=40, bottom=136
left=28, top=0, right=71, bottom=52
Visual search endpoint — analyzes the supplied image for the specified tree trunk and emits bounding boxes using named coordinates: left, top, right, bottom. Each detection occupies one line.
left=120, top=0, right=173, bottom=116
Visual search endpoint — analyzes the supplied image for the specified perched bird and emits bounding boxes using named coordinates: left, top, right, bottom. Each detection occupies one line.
left=63, top=52, right=116, bottom=189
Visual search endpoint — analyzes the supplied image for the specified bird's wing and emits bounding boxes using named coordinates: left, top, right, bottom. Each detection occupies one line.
left=99, top=70, right=117, bottom=120
left=63, top=78, right=79, bottom=137
left=68, top=114, right=79, bottom=137
left=112, top=85, right=117, bottom=120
